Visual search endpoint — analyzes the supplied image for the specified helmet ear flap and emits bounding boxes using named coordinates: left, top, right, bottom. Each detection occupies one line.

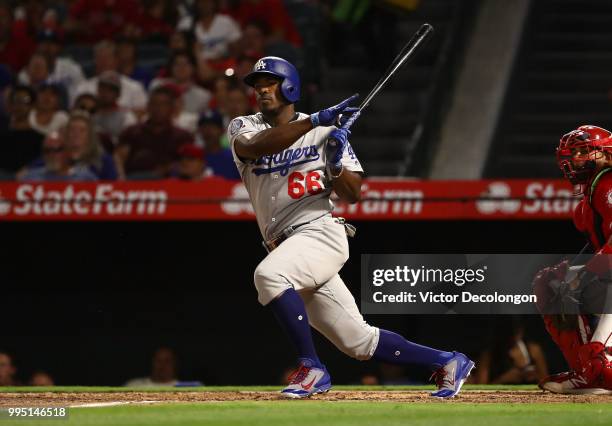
left=281, top=80, right=297, bottom=103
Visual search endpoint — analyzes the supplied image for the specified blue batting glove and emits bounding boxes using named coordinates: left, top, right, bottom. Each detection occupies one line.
left=310, top=94, right=359, bottom=127
left=325, top=110, right=360, bottom=171
left=325, top=127, right=350, bottom=170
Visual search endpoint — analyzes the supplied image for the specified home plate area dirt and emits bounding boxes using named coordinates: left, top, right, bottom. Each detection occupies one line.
left=1, top=390, right=611, bottom=407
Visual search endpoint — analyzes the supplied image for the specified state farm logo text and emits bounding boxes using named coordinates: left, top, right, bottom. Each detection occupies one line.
left=9, top=184, right=167, bottom=216
left=476, top=182, right=578, bottom=215
left=334, top=183, right=423, bottom=215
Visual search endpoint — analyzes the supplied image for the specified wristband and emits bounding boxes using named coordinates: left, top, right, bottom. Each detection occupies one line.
left=310, top=113, right=319, bottom=127
left=328, top=164, right=343, bottom=179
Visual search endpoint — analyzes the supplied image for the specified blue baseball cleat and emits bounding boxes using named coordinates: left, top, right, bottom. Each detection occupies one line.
left=280, top=358, right=332, bottom=398
left=430, top=352, right=475, bottom=399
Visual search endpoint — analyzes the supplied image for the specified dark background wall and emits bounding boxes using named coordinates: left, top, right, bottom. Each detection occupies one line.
left=2, top=219, right=583, bottom=386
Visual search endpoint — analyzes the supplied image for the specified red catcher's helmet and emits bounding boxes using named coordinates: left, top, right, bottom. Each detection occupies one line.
left=556, top=125, right=612, bottom=185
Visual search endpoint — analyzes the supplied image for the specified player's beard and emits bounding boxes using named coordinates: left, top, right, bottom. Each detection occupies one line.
left=259, top=100, right=292, bottom=123
left=259, top=101, right=281, bottom=116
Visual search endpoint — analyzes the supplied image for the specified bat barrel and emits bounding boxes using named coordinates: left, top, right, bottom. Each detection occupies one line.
left=358, top=23, right=434, bottom=112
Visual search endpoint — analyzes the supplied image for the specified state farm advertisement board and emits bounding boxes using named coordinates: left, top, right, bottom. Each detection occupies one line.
left=0, top=178, right=577, bottom=221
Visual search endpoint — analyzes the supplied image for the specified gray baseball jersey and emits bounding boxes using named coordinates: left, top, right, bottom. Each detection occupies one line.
left=228, top=112, right=363, bottom=240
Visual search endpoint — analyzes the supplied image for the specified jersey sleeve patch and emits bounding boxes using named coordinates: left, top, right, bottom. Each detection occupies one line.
left=229, top=118, right=244, bottom=136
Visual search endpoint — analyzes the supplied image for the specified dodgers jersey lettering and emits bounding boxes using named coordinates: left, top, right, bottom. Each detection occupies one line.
left=228, top=112, right=363, bottom=240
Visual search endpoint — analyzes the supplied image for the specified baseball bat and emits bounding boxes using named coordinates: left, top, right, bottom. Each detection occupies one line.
left=328, top=23, right=434, bottom=162
left=358, top=23, right=434, bottom=113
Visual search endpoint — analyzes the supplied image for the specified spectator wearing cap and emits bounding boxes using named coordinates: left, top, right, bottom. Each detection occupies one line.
left=0, top=86, right=44, bottom=179
left=29, top=84, right=69, bottom=135
left=34, top=29, right=85, bottom=101
left=115, top=86, right=194, bottom=179
left=150, top=51, right=211, bottom=115
left=174, top=143, right=211, bottom=180
left=19, top=130, right=97, bottom=182
left=198, top=110, right=239, bottom=180
left=92, top=71, right=137, bottom=147
left=73, top=40, right=147, bottom=114
left=177, top=0, right=242, bottom=61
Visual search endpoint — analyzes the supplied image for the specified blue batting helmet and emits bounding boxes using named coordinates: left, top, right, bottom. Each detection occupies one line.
left=243, top=56, right=300, bottom=103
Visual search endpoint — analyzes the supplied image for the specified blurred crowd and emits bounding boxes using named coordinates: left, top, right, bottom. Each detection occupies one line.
left=0, top=0, right=323, bottom=182
left=0, top=347, right=196, bottom=387
left=1, top=319, right=550, bottom=387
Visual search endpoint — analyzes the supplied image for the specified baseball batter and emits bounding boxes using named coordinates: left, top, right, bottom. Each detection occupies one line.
left=229, top=56, right=474, bottom=398
left=535, top=125, right=612, bottom=394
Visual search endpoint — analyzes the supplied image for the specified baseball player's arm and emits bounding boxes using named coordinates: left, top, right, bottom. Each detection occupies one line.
left=233, top=96, right=359, bottom=160
left=332, top=170, right=362, bottom=204
left=234, top=119, right=313, bottom=160
left=580, top=176, right=612, bottom=279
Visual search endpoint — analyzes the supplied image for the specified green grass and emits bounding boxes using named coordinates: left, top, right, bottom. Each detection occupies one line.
left=4, top=402, right=612, bottom=426
left=1, top=386, right=610, bottom=426
left=0, top=384, right=539, bottom=393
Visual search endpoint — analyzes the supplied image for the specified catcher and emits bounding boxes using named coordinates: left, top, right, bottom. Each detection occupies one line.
left=534, top=125, right=612, bottom=394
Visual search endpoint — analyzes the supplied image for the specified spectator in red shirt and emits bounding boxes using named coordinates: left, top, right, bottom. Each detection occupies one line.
left=114, top=86, right=194, bottom=179
left=229, top=0, right=302, bottom=47
left=65, top=0, right=141, bottom=43
left=0, top=3, right=36, bottom=72
left=137, top=0, right=178, bottom=42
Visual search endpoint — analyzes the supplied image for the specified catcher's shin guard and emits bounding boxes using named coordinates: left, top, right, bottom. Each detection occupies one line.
left=543, top=315, right=592, bottom=370
left=577, top=342, right=612, bottom=389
